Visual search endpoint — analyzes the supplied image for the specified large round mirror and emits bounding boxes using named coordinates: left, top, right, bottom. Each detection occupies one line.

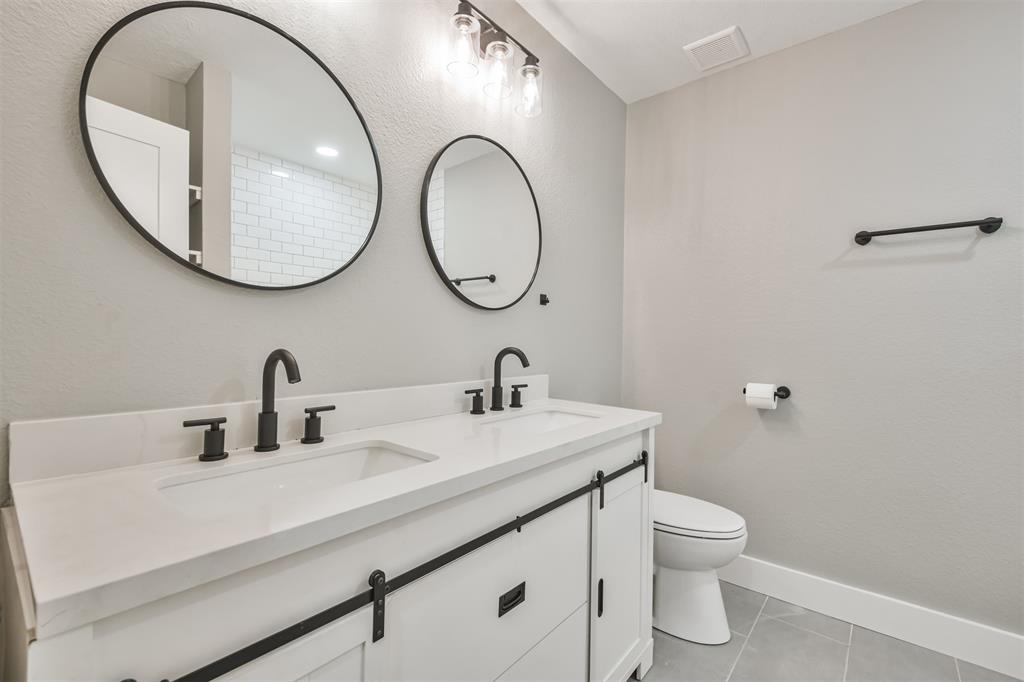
left=80, top=3, right=381, bottom=289
left=421, top=136, right=541, bottom=310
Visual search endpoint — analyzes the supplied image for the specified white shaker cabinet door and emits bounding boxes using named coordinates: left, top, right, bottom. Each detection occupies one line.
left=590, top=467, right=648, bottom=682
left=375, top=495, right=590, bottom=681
left=496, top=604, right=588, bottom=682
left=218, top=608, right=375, bottom=682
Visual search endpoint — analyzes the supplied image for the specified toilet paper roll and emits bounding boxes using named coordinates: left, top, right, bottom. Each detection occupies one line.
left=745, top=383, right=778, bottom=410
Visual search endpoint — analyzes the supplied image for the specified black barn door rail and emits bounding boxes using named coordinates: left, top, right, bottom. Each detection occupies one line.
left=159, top=451, right=649, bottom=682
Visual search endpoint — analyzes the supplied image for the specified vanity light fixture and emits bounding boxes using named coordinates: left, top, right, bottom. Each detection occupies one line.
left=447, top=1, right=480, bottom=77
left=316, top=146, right=339, bottom=157
left=517, top=56, right=543, bottom=117
left=445, top=1, right=543, bottom=117
left=481, top=29, right=514, bottom=99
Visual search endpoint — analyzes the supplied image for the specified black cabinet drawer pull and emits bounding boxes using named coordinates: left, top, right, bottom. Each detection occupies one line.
left=597, top=578, right=604, bottom=617
left=498, top=581, right=526, bottom=617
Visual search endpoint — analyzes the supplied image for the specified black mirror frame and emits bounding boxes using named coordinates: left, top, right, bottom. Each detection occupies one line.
left=419, top=135, right=542, bottom=311
left=78, top=1, right=383, bottom=291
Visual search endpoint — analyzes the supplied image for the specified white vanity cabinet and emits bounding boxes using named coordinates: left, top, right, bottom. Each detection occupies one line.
left=209, top=443, right=650, bottom=682
left=591, top=466, right=650, bottom=682
left=218, top=492, right=591, bottom=682
left=4, top=383, right=659, bottom=682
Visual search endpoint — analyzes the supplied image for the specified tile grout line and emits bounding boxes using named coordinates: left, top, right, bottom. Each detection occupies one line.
left=954, top=658, right=962, bottom=682
left=758, top=614, right=854, bottom=647
left=842, top=634, right=852, bottom=682
left=725, top=594, right=769, bottom=682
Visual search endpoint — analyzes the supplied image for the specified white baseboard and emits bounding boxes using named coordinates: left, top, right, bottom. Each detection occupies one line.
left=718, top=554, right=1024, bottom=680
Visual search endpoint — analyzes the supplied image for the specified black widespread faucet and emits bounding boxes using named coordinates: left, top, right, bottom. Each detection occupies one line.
left=491, top=346, right=530, bottom=411
left=255, top=349, right=302, bottom=452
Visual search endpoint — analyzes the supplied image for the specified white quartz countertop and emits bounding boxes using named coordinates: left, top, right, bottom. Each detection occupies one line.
left=12, top=398, right=660, bottom=638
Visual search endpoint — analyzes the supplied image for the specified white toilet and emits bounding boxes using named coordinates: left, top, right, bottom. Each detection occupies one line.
left=653, top=489, right=748, bottom=645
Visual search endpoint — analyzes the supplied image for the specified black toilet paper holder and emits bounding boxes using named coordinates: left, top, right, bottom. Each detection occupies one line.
left=742, top=385, right=791, bottom=400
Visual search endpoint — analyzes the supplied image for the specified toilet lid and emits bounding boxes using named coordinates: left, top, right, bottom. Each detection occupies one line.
left=653, top=489, right=746, bottom=539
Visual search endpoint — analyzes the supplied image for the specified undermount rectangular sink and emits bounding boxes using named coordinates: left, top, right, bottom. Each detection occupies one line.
left=157, top=441, right=436, bottom=516
left=481, top=409, right=600, bottom=435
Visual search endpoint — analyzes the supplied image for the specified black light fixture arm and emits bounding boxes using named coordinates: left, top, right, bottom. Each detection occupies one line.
left=854, top=217, right=1002, bottom=245
left=459, top=0, right=539, bottom=63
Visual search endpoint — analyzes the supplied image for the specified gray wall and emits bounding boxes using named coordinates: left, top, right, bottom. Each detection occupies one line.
left=186, top=63, right=205, bottom=255
left=0, top=0, right=627, bottom=499
left=623, top=0, right=1022, bottom=633
left=88, top=55, right=186, bottom=128
left=445, top=150, right=538, bottom=308
left=195, top=61, right=233, bottom=276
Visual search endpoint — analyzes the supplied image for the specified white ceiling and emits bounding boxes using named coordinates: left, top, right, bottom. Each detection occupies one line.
left=517, top=0, right=919, bottom=103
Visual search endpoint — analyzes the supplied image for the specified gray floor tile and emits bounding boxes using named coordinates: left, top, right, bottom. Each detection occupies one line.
left=728, top=617, right=848, bottom=682
left=646, top=629, right=746, bottom=682
left=759, top=597, right=851, bottom=644
left=957, top=660, right=1023, bottom=682
left=846, top=627, right=958, bottom=682
left=721, top=581, right=767, bottom=636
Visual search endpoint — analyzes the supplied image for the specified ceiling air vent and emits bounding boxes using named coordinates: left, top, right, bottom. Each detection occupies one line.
left=683, top=26, right=750, bottom=71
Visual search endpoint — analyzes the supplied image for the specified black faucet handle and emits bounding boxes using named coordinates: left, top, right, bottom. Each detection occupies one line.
left=510, top=384, right=528, bottom=409
left=183, top=417, right=228, bottom=462
left=302, top=405, right=335, bottom=444
left=465, top=389, right=485, bottom=415
left=183, top=416, right=226, bottom=429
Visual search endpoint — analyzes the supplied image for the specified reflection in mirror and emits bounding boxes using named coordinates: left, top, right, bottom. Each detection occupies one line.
left=421, top=136, right=540, bottom=310
left=82, top=4, right=380, bottom=289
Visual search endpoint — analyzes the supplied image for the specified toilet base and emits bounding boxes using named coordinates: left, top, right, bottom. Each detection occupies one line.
left=653, top=566, right=731, bottom=645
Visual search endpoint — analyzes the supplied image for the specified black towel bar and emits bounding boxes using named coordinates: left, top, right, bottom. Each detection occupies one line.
left=451, top=274, right=496, bottom=286
left=854, top=217, right=1002, bottom=245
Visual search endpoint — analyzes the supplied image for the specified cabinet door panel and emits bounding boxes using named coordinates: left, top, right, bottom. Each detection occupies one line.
left=308, top=645, right=363, bottom=682
left=497, top=604, right=588, bottom=682
left=378, top=495, right=589, bottom=681
left=219, top=608, right=371, bottom=682
left=591, top=468, right=646, bottom=682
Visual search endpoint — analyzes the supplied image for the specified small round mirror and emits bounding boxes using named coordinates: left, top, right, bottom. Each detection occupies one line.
left=80, top=3, right=381, bottom=289
left=421, top=136, right=541, bottom=310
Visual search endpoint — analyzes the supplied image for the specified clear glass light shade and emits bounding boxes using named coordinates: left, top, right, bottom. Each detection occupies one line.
left=447, top=12, right=480, bottom=78
left=482, top=39, right=515, bottom=99
left=516, top=63, right=543, bottom=117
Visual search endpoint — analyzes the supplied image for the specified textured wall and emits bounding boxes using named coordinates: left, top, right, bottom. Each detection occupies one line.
left=623, top=1, right=1023, bottom=632
left=0, top=0, right=627, bottom=498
